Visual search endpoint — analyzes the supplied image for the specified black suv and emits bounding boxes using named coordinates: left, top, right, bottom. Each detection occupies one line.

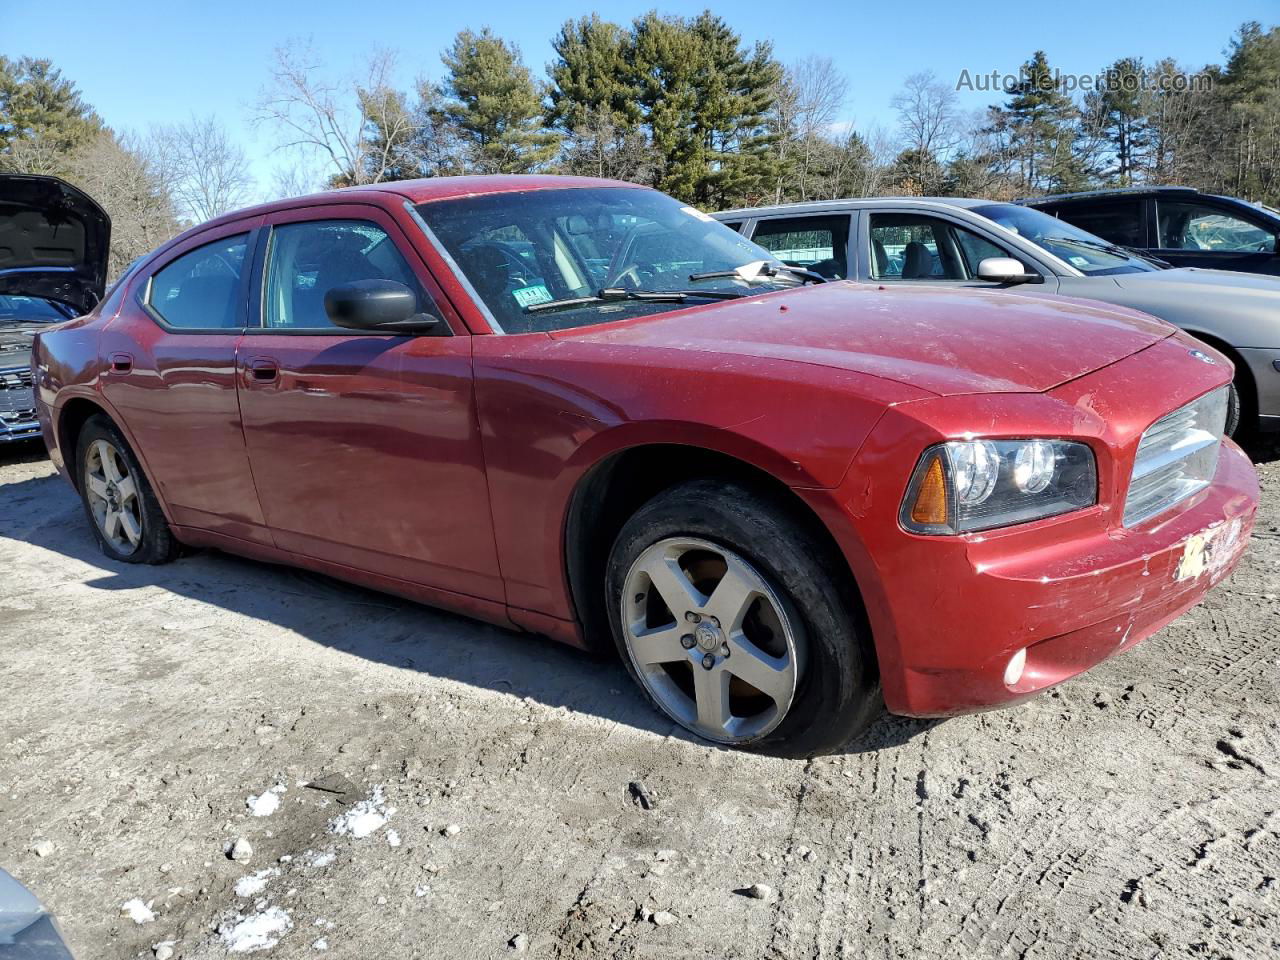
left=1024, top=187, right=1280, bottom=277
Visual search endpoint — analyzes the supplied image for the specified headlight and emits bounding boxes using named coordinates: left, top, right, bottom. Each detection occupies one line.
left=900, top=439, right=1097, bottom=534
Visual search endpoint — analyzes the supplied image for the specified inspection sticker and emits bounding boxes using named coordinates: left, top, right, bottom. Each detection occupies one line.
left=512, top=284, right=553, bottom=309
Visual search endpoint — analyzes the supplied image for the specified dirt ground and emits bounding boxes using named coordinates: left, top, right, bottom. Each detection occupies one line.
left=1, top=437, right=1277, bottom=960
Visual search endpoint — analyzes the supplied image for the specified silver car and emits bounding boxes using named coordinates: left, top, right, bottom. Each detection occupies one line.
left=713, top=198, right=1280, bottom=435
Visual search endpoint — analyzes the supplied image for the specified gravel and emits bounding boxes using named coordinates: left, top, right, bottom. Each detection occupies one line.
left=2, top=437, right=1278, bottom=958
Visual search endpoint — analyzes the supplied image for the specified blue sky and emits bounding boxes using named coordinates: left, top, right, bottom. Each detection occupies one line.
left=4, top=0, right=1275, bottom=195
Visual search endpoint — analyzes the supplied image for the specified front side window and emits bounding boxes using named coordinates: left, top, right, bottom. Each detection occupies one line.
left=416, top=187, right=799, bottom=334
left=147, top=235, right=249, bottom=329
left=974, top=203, right=1157, bottom=276
left=263, top=220, right=429, bottom=331
left=1157, top=201, right=1276, bottom=253
left=869, top=215, right=955, bottom=280
left=752, top=216, right=849, bottom=279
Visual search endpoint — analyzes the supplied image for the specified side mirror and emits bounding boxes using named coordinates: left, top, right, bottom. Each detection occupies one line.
left=324, top=280, right=441, bottom=334
left=976, top=257, right=1042, bottom=285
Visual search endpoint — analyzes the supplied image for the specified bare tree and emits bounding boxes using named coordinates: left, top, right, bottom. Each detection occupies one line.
left=891, top=70, right=961, bottom=192
left=254, top=40, right=412, bottom=187
left=267, top=160, right=323, bottom=201
left=148, top=115, right=254, bottom=223
left=0, top=133, right=65, bottom=175
left=791, top=57, right=849, bottom=199
left=769, top=57, right=849, bottom=202
left=63, top=131, right=180, bottom=278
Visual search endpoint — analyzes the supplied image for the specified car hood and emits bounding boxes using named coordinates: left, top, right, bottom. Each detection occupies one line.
left=1111, top=265, right=1280, bottom=296
left=0, top=174, right=110, bottom=314
left=558, top=282, right=1174, bottom=396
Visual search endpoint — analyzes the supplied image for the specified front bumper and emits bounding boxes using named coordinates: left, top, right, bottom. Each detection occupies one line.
left=814, top=333, right=1262, bottom=718
left=883, top=440, right=1257, bottom=716
left=0, top=367, right=39, bottom=442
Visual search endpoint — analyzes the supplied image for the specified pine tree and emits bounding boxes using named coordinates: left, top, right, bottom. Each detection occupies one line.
left=988, top=51, right=1092, bottom=194
left=439, top=29, right=559, bottom=175
left=1086, top=57, right=1152, bottom=185
left=0, top=56, right=103, bottom=171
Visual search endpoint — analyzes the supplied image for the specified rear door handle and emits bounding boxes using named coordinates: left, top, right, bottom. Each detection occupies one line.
left=245, top=357, right=279, bottom=384
left=109, top=352, right=133, bottom=374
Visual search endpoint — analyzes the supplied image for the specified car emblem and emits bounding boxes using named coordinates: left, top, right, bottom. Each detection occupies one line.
left=1188, top=349, right=1216, bottom=365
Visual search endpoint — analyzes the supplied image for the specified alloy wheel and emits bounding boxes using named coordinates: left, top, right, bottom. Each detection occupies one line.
left=620, top=537, right=805, bottom=744
left=83, top=438, right=143, bottom=555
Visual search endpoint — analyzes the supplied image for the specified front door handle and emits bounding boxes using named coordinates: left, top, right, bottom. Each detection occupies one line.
left=245, top=357, right=279, bottom=385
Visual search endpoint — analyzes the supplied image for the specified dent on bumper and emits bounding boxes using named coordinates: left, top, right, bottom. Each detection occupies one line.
left=884, top=441, right=1259, bottom=717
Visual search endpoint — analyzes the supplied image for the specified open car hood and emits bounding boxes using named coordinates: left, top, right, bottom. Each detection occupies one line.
left=0, top=174, right=110, bottom=314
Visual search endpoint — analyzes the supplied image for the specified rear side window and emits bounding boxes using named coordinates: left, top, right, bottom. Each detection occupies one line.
left=751, top=216, right=849, bottom=279
left=1055, top=201, right=1144, bottom=247
left=263, top=220, right=428, bottom=330
left=147, top=235, right=249, bottom=329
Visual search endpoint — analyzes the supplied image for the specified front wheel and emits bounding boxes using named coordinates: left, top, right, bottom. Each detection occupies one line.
left=606, top=479, right=880, bottom=757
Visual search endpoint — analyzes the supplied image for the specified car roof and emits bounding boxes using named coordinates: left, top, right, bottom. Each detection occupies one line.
left=1021, top=186, right=1202, bottom=205
left=713, top=197, right=1004, bottom=218
left=192, top=174, right=641, bottom=232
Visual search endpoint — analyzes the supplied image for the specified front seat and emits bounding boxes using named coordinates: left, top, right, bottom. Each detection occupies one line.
left=871, top=238, right=889, bottom=278
left=901, top=241, right=935, bottom=279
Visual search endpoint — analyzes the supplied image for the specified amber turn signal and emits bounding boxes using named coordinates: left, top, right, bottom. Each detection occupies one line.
left=910, top=453, right=949, bottom=526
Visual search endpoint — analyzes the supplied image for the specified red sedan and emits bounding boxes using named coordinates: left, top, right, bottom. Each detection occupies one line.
left=27, top=175, right=1259, bottom=756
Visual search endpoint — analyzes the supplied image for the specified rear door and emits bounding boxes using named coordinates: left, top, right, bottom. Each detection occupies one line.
left=1152, top=197, right=1280, bottom=275
left=99, top=218, right=270, bottom=544
left=235, top=203, right=503, bottom=602
left=1042, top=198, right=1148, bottom=250
left=747, top=214, right=852, bottom=279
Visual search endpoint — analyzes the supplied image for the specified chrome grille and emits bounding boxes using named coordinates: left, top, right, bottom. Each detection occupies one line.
left=1124, top=386, right=1229, bottom=527
left=0, top=366, right=35, bottom=419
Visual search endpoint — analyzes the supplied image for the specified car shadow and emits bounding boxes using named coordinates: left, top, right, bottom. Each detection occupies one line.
left=1240, top=431, right=1280, bottom=465
left=0, top=462, right=928, bottom=757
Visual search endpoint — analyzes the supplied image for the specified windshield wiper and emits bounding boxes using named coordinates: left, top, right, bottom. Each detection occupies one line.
left=524, top=286, right=743, bottom=314
left=688, top=261, right=827, bottom=284
left=1042, top=235, right=1134, bottom=258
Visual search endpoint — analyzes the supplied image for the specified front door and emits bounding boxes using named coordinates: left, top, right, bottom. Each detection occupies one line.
left=235, top=204, right=503, bottom=603
left=860, top=211, right=1047, bottom=289
left=1152, top=198, right=1280, bottom=276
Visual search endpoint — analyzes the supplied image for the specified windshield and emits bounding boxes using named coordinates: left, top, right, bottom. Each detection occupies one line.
left=0, top=295, right=74, bottom=324
left=973, top=203, right=1159, bottom=276
left=416, top=187, right=800, bottom=333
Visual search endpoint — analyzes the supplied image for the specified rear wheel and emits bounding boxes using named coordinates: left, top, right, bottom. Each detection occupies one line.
left=606, top=479, right=880, bottom=757
left=76, top=416, right=179, bottom=564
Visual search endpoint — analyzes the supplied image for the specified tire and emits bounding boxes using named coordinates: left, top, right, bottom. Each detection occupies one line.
left=1225, top=378, right=1243, bottom=439
left=605, top=479, right=880, bottom=757
left=75, top=415, right=180, bottom=565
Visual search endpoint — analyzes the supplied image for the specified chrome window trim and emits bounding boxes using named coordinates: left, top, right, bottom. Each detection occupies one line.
left=404, top=201, right=505, bottom=334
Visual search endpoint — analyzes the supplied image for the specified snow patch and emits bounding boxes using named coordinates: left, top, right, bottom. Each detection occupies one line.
left=221, top=906, right=293, bottom=953
left=234, top=868, right=281, bottom=898
left=328, top=785, right=394, bottom=839
left=247, top=784, right=287, bottom=817
left=386, top=829, right=401, bottom=848
left=121, top=899, right=155, bottom=924
left=308, top=850, right=336, bottom=868
left=313, top=938, right=329, bottom=951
